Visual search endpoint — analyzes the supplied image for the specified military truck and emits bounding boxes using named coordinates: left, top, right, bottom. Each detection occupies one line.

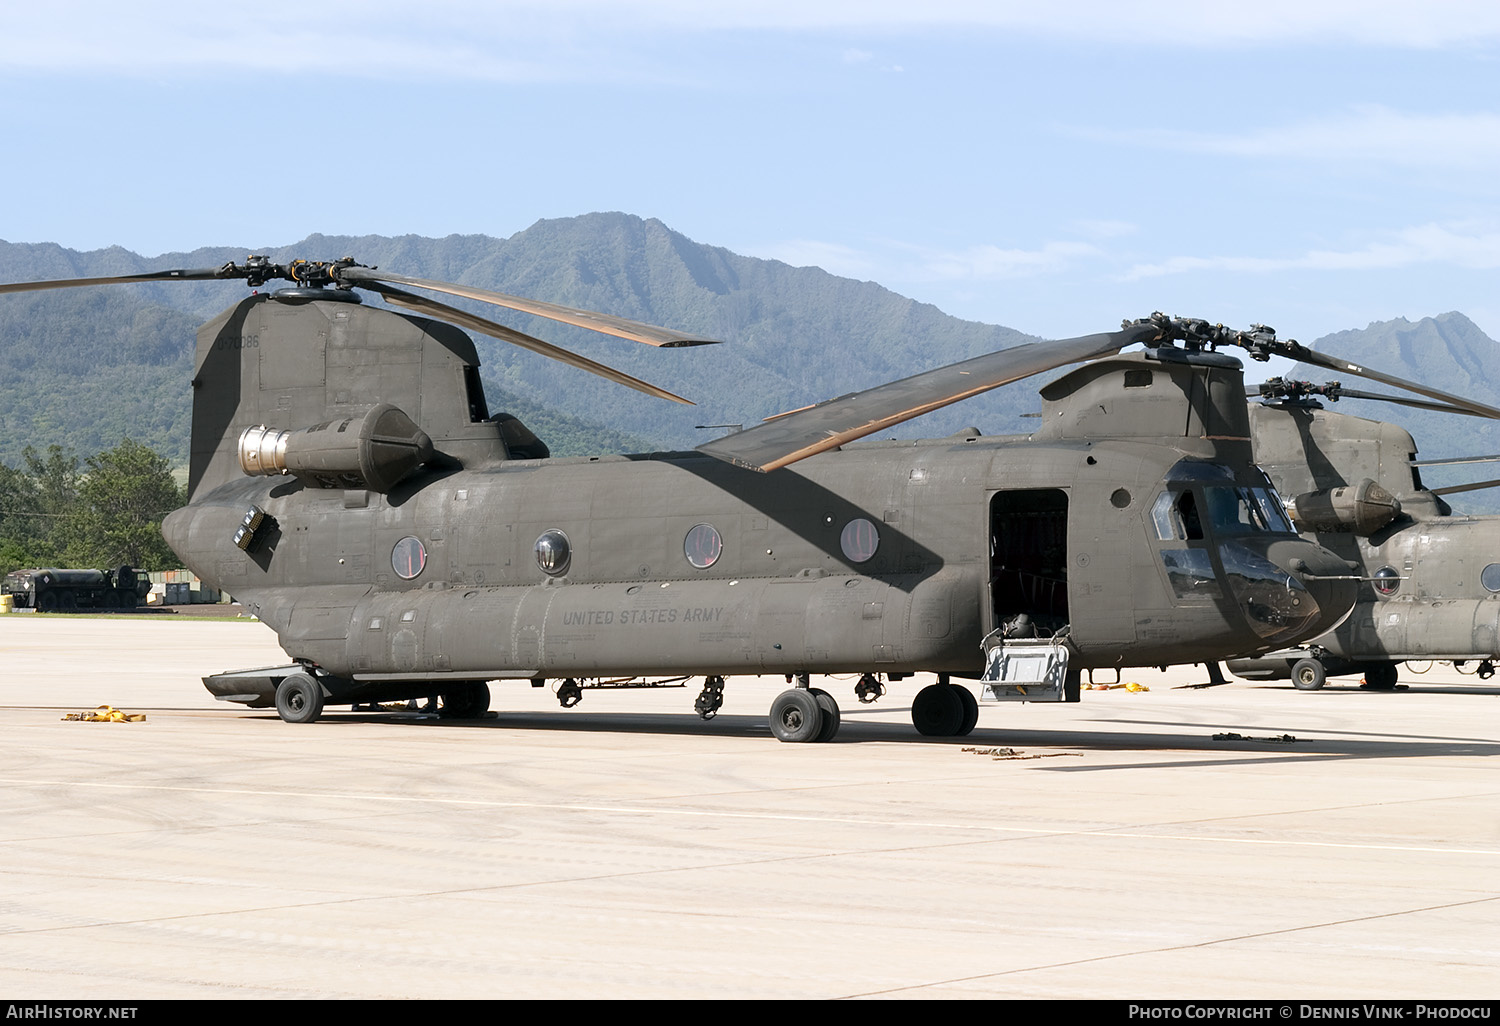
left=2, top=566, right=148, bottom=611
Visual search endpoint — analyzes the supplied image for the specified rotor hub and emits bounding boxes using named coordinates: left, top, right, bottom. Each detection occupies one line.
left=270, top=287, right=362, bottom=304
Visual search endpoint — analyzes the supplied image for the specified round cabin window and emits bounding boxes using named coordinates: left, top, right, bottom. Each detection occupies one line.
left=684, top=524, right=723, bottom=569
left=840, top=518, right=879, bottom=563
left=1482, top=564, right=1500, bottom=594
left=535, top=530, right=571, bottom=576
left=392, top=536, right=427, bottom=580
left=1372, top=566, right=1400, bottom=597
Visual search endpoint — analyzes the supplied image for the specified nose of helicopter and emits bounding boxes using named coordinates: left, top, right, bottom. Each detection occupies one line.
left=1219, top=537, right=1358, bottom=648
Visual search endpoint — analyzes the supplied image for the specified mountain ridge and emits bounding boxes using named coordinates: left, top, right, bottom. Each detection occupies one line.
left=3, top=213, right=1499, bottom=510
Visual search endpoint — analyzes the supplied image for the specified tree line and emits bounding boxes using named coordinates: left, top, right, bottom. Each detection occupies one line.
left=0, top=439, right=185, bottom=575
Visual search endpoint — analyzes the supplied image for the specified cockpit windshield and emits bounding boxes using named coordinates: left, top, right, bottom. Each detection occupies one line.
left=1203, top=486, right=1295, bottom=535
left=1152, top=482, right=1294, bottom=541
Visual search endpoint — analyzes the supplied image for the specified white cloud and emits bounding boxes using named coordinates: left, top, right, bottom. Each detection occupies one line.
left=753, top=236, right=1105, bottom=282
left=755, top=240, right=883, bottom=280
left=7, top=3, right=1500, bottom=80
left=500, top=1, right=1500, bottom=45
left=1124, top=222, right=1500, bottom=279
left=1080, top=106, right=1500, bottom=170
left=918, top=241, right=1104, bottom=279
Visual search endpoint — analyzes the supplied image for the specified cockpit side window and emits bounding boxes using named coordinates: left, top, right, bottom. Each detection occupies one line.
left=1151, top=489, right=1203, bottom=541
left=1205, top=486, right=1262, bottom=534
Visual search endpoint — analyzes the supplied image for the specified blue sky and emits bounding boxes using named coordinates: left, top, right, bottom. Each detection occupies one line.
left=3, top=1, right=1498, bottom=344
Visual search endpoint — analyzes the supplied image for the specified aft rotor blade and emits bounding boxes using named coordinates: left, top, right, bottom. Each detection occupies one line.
left=338, top=267, right=720, bottom=348
left=697, top=322, right=1162, bottom=472
left=365, top=282, right=694, bottom=405
left=1292, top=348, right=1500, bottom=419
left=1248, top=385, right=1491, bottom=417
left=1413, top=454, right=1500, bottom=467
left=1332, top=386, right=1491, bottom=413
left=1432, top=477, right=1500, bottom=496
left=0, top=267, right=236, bottom=294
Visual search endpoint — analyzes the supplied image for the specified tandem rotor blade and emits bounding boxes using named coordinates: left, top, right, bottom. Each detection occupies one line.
left=0, top=266, right=239, bottom=293
left=1413, top=454, right=1500, bottom=467
left=1249, top=384, right=1494, bottom=417
left=697, top=321, right=1163, bottom=472
left=363, top=282, right=695, bottom=405
left=337, top=266, right=720, bottom=348
left=1432, top=478, right=1500, bottom=496
left=1290, top=348, right=1500, bottom=420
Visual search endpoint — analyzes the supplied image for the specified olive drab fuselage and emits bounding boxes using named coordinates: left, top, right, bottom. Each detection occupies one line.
left=1250, top=402, right=1500, bottom=663
left=161, top=293, right=1358, bottom=686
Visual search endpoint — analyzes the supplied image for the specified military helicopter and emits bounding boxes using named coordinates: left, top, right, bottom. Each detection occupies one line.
left=1227, top=378, right=1500, bottom=690
left=11, top=257, right=1486, bottom=741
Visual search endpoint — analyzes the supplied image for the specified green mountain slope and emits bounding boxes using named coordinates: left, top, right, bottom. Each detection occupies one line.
left=8, top=215, right=1500, bottom=517
left=0, top=213, right=1040, bottom=461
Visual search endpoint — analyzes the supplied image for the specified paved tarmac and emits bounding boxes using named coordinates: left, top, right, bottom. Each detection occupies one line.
left=1, top=612, right=1498, bottom=999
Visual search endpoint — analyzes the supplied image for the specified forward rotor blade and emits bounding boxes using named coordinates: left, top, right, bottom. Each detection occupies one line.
left=364, top=281, right=694, bottom=405
left=0, top=267, right=235, bottom=294
left=338, top=267, right=719, bottom=348
left=697, top=322, right=1162, bottom=472
left=1292, top=349, right=1500, bottom=419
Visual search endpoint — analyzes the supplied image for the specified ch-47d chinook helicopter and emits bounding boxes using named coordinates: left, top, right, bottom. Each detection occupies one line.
left=13, top=257, right=1489, bottom=741
left=1228, top=377, right=1500, bottom=690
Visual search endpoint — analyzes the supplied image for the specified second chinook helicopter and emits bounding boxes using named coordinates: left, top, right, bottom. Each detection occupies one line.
left=14, top=259, right=1491, bottom=740
left=1229, top=381, right=1500, bottom=690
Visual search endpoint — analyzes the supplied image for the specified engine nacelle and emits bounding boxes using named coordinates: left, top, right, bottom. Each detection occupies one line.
left=1287, top=478, right=1401, bottom=535
left=238, top=404, right=434, bottom=493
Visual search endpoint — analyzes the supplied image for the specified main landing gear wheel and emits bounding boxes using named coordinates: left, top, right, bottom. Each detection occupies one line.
left=1291, top=658, right=1326, bottom=691
left=953, top=684, right=979, bottom=735
left=275, top=672, right=324, bottom=724
left=1360, top=663, right=1399, bottom=690
left=439, top=681, right=491, bottom=718
left=912, top=683, right=978, bottom=737
left=769, top=688, right=823, bottom=743
left=809, top=687, right=841, bottom=742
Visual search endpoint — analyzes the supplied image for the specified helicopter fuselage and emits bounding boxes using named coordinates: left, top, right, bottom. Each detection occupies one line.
left=165, top=426, right=1356, bottom=691
left=1318, top=513, right=1500, bottom=661
left=1231, top=402, right=1500, bottom=687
